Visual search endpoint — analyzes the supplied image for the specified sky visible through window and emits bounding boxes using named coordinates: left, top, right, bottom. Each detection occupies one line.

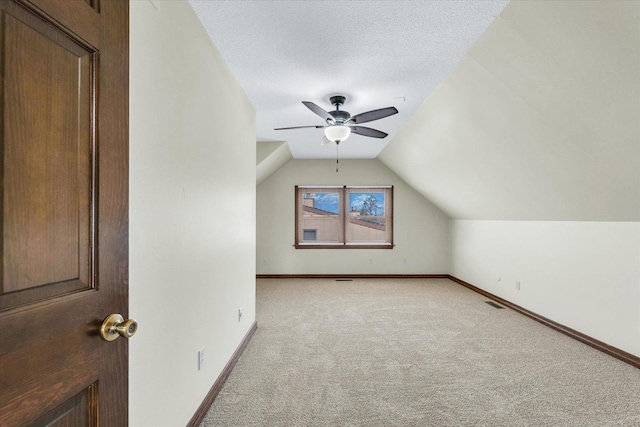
left=308, top=193, right=339, bottom=214
left=350, top=193, right=385, bottom=215
left=306, top=192, right=385, bottom=215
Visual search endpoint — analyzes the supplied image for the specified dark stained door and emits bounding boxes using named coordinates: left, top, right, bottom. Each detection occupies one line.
left=0, top=0, right=129, bottom=425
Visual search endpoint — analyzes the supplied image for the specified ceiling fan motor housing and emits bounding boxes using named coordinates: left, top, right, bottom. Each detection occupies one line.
left=328, top=96, right=350, bottom=124
left=329, top=110, right=350, bottom=123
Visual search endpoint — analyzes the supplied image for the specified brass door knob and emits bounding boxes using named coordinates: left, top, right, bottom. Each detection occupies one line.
left=100, top=314, right=138, bottom=341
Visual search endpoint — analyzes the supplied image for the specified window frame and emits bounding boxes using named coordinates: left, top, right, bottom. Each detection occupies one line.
left=294, top=185, right=394, bottom=249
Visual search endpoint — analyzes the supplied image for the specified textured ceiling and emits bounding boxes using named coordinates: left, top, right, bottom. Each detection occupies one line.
left=189, top=0, right=509, bottom=159
left=379, top=0, right=640, bottom=220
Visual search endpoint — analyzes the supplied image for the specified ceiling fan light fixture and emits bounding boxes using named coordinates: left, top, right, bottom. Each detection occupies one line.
left=324, top=125, right=351, bottom=143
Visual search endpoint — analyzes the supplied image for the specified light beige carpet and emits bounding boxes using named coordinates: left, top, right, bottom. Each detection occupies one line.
left=200, top=278, right=640, bottom=426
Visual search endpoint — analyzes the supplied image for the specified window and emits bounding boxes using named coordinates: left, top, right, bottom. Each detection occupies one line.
left=295, top=186, right=393, bottom=249
left=302, top=229, right=317, bottom=240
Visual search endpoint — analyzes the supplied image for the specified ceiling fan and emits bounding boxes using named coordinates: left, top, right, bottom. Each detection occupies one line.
left=274, top=95, right=398, bottom=145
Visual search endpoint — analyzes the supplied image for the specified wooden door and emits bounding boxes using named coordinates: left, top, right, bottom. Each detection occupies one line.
left=0, top=0, right=129, bottom=425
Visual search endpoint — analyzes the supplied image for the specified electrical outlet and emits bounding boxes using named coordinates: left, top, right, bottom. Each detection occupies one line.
left=403, top=258, right=407, bottom=265
left=262, top=258, right=268, bottom=265
left=368, top=259, right=373, bottom=265
left=515, top=281, right=521, bottom=290
left=198, top=348, right=205, bottom=371
left=497, top=276, right=501, bottom=282
left=238, top=307, right=243, bottom=322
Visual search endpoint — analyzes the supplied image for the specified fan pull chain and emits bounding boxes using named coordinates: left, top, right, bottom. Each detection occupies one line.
left=336, top=142, right=339, bottom=173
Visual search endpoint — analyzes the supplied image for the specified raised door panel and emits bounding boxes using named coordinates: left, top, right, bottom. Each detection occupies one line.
left=28, top=385, right=98, bottom=427
left=1, top=2, right=95, bottom=310
left=0, top=294, right=100, bottom=426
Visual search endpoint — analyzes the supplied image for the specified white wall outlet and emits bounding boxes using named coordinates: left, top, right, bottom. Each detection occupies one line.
left=515, top=281, right=521, bottom=290
left=198, top=348, right=205, bottom=371
left=238, top=307, right=243, bottom=322
left=403, top=258, right=408, bottom=265
left=368, top=259, right=373, bottom=265
left=497, top=276, right=501, bottom=282
left=262, top=258, right=268, bottom=265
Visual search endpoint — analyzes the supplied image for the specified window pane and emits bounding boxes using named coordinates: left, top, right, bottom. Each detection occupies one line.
left=346, top=189, right=391, bottom=245
left=299, top=191, right=342, bottom=243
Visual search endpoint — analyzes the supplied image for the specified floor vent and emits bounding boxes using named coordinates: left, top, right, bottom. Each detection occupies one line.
left=485, top=301, right=505, bottom=309
left=336, top=279, right=353, bottom=282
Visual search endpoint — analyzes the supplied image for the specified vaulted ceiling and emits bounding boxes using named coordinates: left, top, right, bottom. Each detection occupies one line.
left=380, top=1, right=639, bottom=220
left=190, top=0, right=508, bottom=159
left=191, top=0, right=639, bottom=221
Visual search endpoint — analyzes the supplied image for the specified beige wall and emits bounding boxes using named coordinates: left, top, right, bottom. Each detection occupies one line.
left=380, top=1, right=639, bottom=222
left=257, top=159, right=450, bottom=274
left=451, top=220, right=640, bottom=357
left=130, top=1, right=256, bottom=425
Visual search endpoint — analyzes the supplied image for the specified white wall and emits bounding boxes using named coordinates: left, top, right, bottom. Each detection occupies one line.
left=257, top=159, right=450, bottom=275
left=129, top=1, right=256, bottom=426
left=451, top=220, right=640, bottom=357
